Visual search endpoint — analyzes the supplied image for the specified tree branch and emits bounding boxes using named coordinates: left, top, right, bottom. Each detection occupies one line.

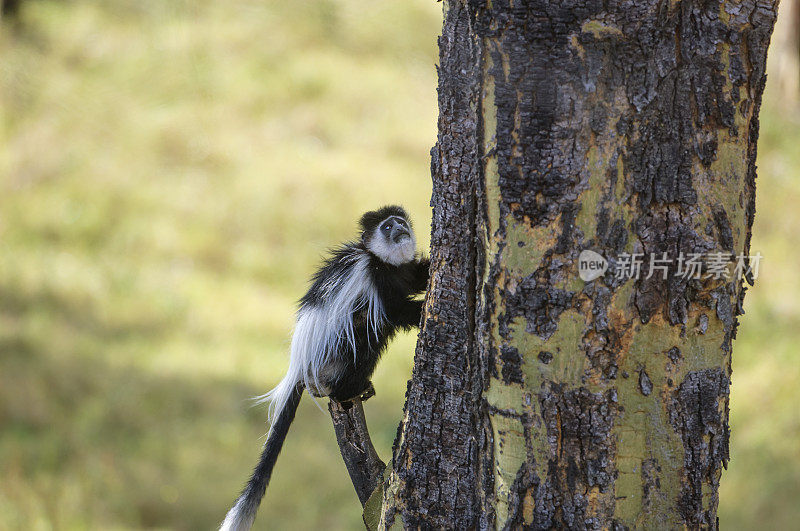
left=327, top=386, right=386, bottom=506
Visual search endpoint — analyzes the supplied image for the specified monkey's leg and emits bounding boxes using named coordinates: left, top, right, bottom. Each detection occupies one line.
left=332, top=381, right=375, bottom=408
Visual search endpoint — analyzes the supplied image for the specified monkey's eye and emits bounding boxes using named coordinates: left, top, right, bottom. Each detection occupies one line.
left=383, top=224, right=391, bottom=231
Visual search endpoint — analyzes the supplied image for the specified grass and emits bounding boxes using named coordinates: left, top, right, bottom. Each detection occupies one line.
left=1, top=1, right=439, bottom=529
left=0, top=1, right=798, bottom=529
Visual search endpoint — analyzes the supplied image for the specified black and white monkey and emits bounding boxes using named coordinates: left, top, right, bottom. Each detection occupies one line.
left=220, top=205, right=429, bottom=531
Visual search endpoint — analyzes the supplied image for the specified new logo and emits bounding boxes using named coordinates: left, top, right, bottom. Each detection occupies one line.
left=578, top=249, right=608, bottom=281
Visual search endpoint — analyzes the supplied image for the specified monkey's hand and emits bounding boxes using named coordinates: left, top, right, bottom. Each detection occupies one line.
left=359, top=381, right=376, bottom=401
left=413, top=255, right=431, bottom=292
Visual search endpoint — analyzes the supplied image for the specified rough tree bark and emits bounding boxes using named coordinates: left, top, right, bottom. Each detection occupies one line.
left=372, top=0, right=779, bottom=529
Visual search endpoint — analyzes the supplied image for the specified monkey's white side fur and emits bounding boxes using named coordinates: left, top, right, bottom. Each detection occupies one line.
left=256, top=252, right=384, bottom=430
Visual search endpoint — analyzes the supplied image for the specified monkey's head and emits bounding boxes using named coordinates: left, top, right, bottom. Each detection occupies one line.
left=360, top=205, right=417, bottom=266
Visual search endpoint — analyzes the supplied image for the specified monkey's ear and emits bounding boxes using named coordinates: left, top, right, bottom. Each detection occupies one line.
left=359, top=210, right=379, bottom=233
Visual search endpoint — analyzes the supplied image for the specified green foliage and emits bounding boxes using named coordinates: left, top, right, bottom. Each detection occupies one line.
left=0, top=0, right=797, bottom=529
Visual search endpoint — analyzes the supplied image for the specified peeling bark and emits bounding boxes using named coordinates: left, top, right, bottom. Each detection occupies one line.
left=377, top=0, right=777, bottom=528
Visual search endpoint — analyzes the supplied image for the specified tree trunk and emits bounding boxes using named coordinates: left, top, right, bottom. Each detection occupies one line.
left=376, top=0, right=778, bottom=529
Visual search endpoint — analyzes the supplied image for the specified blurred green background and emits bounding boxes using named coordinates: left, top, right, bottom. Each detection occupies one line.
left=0, top=1, right=798, bottom=529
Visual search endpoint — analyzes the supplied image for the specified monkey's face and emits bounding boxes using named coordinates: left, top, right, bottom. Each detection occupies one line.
left=366, top=215, right=416, bottom=266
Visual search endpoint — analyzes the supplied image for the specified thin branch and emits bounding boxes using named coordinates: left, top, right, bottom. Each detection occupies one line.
left=328, top=386, right=386, bottom=506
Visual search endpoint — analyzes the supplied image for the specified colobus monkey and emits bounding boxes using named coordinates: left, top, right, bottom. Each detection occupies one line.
left=220, top=205, right=429, bottom=531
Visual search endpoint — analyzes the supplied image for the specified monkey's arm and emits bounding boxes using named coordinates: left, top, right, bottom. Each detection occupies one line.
left=387, top=298, right=424, bottom=329
left=411, top=256, right=430, bottom=293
